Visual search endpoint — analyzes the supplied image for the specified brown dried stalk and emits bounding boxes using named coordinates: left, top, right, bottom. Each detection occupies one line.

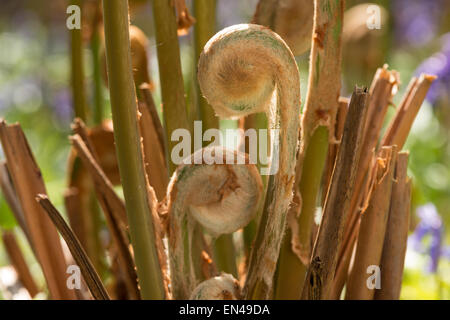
left=381, top=74, right=436, bottom=148
left=332, top=72, right=435, bottom=299
left=374, top=152, right=411, bottom=300
left=129, top=26, right=152, bottom=88
left=2, top=231, right=39, bottom=297
left=139, top=84, right=167, bottom=157
left=345, top=146, right=397, bottom=300
left=0, top=120, right=76, bottom=299
left=66, top=121, right=119, bottom=267
left=322, top=97, right=349, bottom=204
left=301, top=87, right=369, bottom=300
left=74, top=100, right=170, bottom=298
left=71, top=120, right=127, bottom=226
left=330, top=66, right=401, bottom=299
left=347, top=66, right=398, bottom=220
left=138, top=85, right=168, bottom=201
left=357, top=66, right=399, bottom=195
left=86, top=121, right=120, bottom=184
left=72, top=120, right=170, bottom=299
left=65, top=148, right=102, bottom=270
left=63, top=188, right=93, bottom=276
left=70, top=134, right=139, bottom=299
left=36, top=194, right=110, bottom=300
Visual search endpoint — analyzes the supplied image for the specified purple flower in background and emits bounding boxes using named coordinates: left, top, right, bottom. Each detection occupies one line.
left=217, top=0, right=259, bottom=29
left=415, top=33, right=450, bottom=105
left=442, top=246, right=450, bottom=260
left=408, top=203, right=445, bottom=273
left=52, top=89, right=73, bottom=125
left=393, top=0, right=444, bottom=47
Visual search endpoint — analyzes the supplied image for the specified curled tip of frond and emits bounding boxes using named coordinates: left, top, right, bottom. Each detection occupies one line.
left=168, top=146, right=263, bottom=236
left=190, top=273, right=241, bottom=300
left=198, top=24, right=299, bottom=119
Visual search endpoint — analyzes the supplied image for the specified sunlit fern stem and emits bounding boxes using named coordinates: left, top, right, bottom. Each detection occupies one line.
left=273, top=0, right=344, bottom=299
left=274, top=125, right=328, bottom=299
left=91, top=17, right=104, bottom=125
left=193, top=0, right=237, bottom=278
left=213, top=235, right=237, bottom=277
left=70, top=0, right=87, bottom=121
left=102, top=0, right=165, bottom=299
left=88, top=8, right=106, bottom=276
left=242, top=113, right=268, bottom=258
left=194, top=0, right=219, bottom=133
left=152, top=0, right=191, bottom=174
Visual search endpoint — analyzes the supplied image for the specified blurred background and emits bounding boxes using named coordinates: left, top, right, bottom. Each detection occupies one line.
left=0, top=0, right=448, bottom=299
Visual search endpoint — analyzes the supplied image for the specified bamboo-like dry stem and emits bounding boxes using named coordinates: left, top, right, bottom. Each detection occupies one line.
left=322, top=97, right=349, bottom=204
left=0, top=121, right=76, bottom=300
left=138, top=86, right=168, bottom=201
left=275, top=0, right=344, bottom=299
left=70, top=134, right=140, bottom=299
left=330, top=66, right=400, bottom=299
left=2, top=231, right=39, bottom=298
left=70, top=122, right=128, bottom=226
left=332, top=72, right=435, bottom=299
left=381, top=74, right=436, bottom=148
left=374, top=152, right=411, bottom=300
left=64, top=188, right=87, bottom=250
left=301, top=87, right=369, bottom=300
left=102, top=0, right=165, bottom=299
left=345, top=146, right=397, bottom=300
left=152, top=0, right=190, bottom=174
left=36, top=194, right=110, bottom=300
left=129, top=26, right=152, bottom=88
left=139, top=84, right=166, bottom=148
left=65, top=150, right=103, bottom=272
